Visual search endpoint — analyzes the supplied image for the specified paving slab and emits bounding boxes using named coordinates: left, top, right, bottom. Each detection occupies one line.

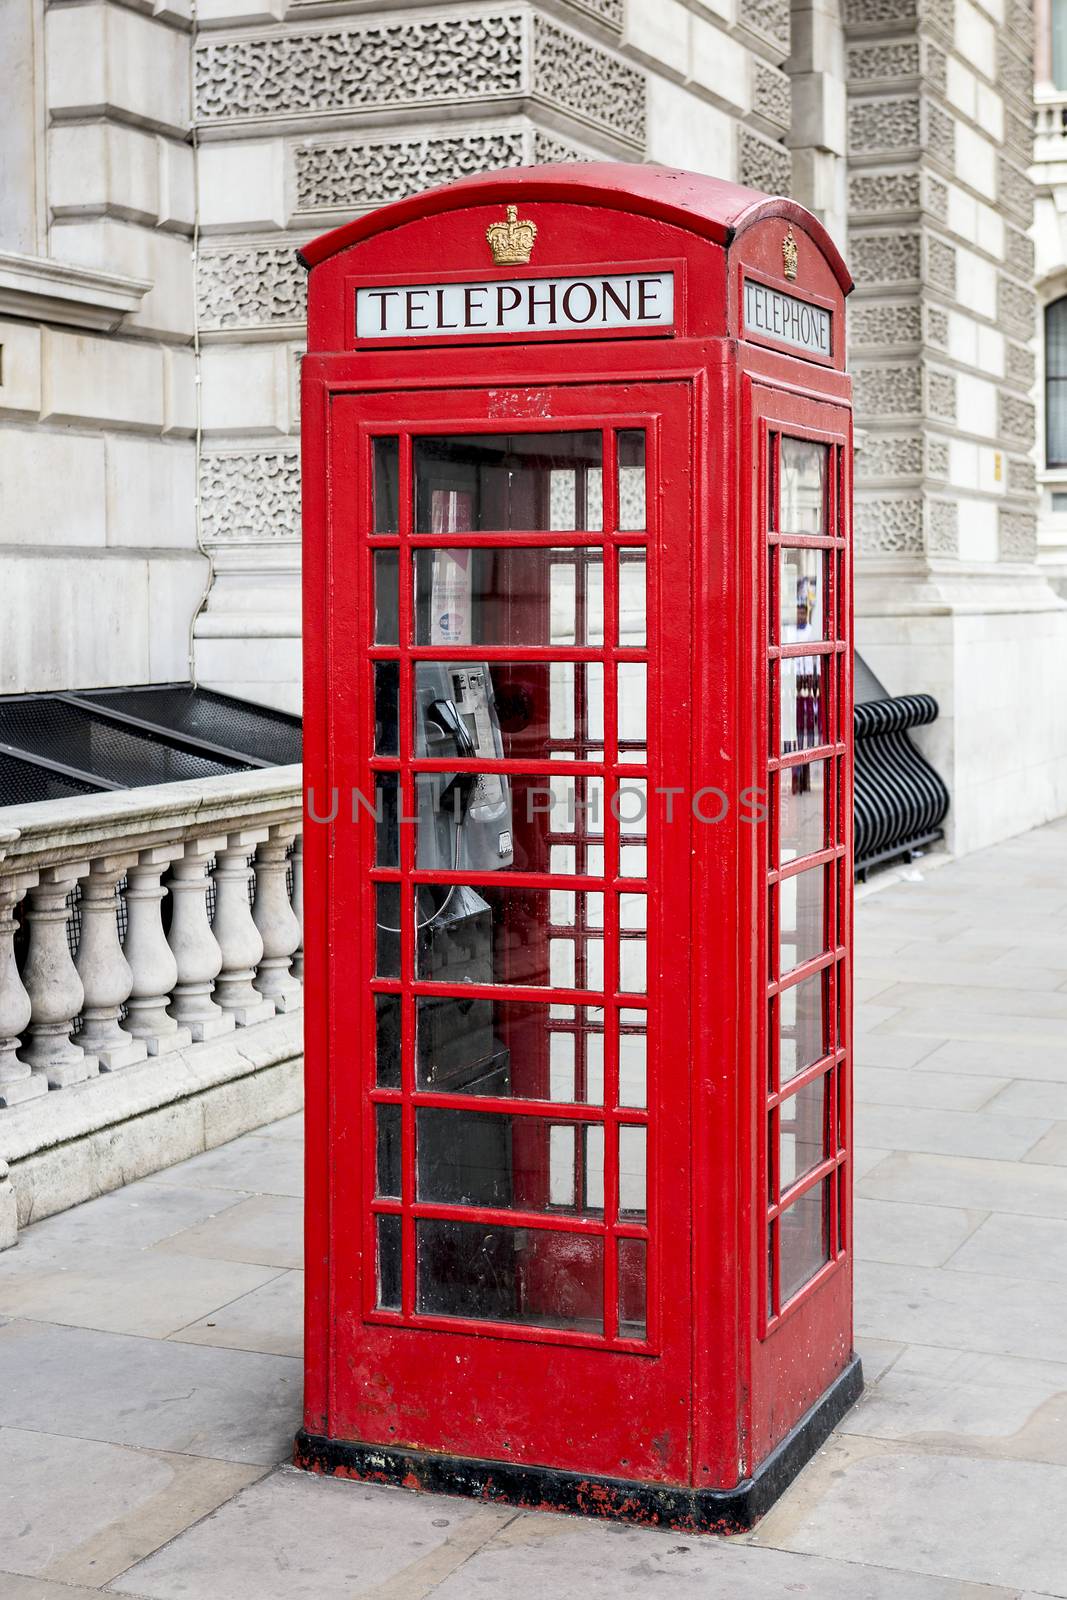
left=109, top=1468, right=516, bottom=1600
left=853, top=1198, right=985, bottom=1268
left=946, top=1211, right=1067, bottom=1282
left=0, top=1239, right=285, bottom=1339
left=748, top=1436, right=1067, bottom=1596
left=854, top=1336, right=905, bottom=1384
left=858, top=1149, right=1067, bottom=1219
left=155, top=1193, right=303, bottom=1269
left=985, top=1078, right=1067, bottom=1118
left=145, top=1135, right=304, bottom=1197
left=1022, top=1119, right=1067, bottom=1165
left=7, top=1181, right=251, bottom=1255
left=0, top=1578, right=130, bottom=1600
left=0, top=1319, right=301, bottom=1465
left=258, top=1112, right=304, bottom=1141
left=171, top=1267, right=303, bottom=1357
left=854, top=1067, right=1006, bottom=1111
left=0, top=1426, right=263, bottom=1587
left=918, top=1038, right=1067, bottom=1082
left=852, top=1033, right=944, bottom=1069
left=856, top=1259, right=1067, bottom=1361
left=854, top=1103, right=1051, bottom=1161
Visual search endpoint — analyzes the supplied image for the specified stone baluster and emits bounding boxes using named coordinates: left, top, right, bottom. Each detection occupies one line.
left=166, top=836, right=234, bottom=1042
left=0, top=869, right=48, bottom=1106
left=290, top=831, right=304, bottom=982
left=76, top=855, right=148, bottom=1072
left=19, top=863, right=98, bottom=1088
left=252, top=824, right=303, bottom=1014
left=212, top=831, right=275, bottom=1026
left=123, top=847, right=192, bottom=1056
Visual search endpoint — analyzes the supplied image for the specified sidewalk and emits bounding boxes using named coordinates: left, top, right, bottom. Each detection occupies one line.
left=2, top=818, right=1067, bottom=1598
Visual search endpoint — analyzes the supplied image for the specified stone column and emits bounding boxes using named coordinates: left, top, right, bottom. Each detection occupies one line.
left=212, top=830, right=275, bottom=1026
left=252, top=824, right=303, bottom=1013
left=123, top=847, right=192, bottom=1056
left=0, top=869, right=48, bottom=1106
left=19, top=863, right=97, bottom=1088
left=290, top=831, right=304, bottom=982
left=166, top=836, right=234, bottom=1041
left=76, top=855, right=148, bottom=1072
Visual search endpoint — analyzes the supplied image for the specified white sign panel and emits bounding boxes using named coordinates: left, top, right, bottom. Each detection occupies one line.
left=355, top=272, right=675, bottom=340
left=744, top=279, right=831, bottom=358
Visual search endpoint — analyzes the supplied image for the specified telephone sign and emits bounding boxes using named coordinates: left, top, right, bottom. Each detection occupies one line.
left=298, top=164, right=859, bottom=1532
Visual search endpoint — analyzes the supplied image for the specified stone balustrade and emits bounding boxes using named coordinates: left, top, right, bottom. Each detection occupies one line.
left=0, top=764, right=303, bottom=1116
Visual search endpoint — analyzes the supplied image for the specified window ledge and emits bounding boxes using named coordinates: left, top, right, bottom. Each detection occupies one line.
left=0, top=251, right=151, bottom=332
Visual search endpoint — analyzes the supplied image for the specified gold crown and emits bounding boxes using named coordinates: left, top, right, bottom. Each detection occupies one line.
left=782, top=226, right=798, bottom=281
left=486, top=204, right=537, bottom=266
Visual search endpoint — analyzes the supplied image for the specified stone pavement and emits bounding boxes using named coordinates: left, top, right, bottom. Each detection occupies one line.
left=2, top=818, right=1067, bottom=1598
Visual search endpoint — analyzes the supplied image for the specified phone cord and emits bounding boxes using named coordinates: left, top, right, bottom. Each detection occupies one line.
left=375, top=819, right=461, bottom=934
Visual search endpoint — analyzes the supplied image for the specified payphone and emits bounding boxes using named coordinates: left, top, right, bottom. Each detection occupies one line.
left=299, top=164, right=858, bottom=1531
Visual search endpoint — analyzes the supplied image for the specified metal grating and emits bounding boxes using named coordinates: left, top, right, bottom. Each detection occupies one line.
left=0, top=698, right=247, bottom=798
left=79, top=685, right=302, bottom=767
left=0, top=749, right=99, bottom=804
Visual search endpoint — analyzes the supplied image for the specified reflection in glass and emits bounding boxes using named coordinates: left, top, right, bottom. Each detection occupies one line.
left=779, top=1177, right=830, bottom=1303
left=618, top=1237, right=647, bottom=1339
left=417, top=1107, right=606, bottom=1217
left=618, top=662, right=647, bottom=762
left=619, top=548, right=647, bottom=645
left=777, top=759, right=827, bottom=864
left=779, top=656, right=826, bottom=753
left=376, top=994, right=401, bottom=1088
left=618, top=430, right=646, bottom=530
left=779, top=972, right=827, bottom=1083
left=374, top=661, right=399, bottom=755
left=779, top=1074, right=827, bottom=1192
left=373, top=436, right=400, bottom=533
left=415, top=996, right=605, bottom=1103
left=619, top=1124, right=647, bottom=1218
left=414, top=547, right=603, bottom=646
left=779, top=547, right=827, bottom=643
left=376, top=1104, right=402, bottom=1197
left=414, top=432, right=603, bottom=532
left=375, top=885, right=402, bottom=978
left=779, top=866, right=825, bottom=976
left=619, top=894, right=647, bottom=994
left=374, top=550, right=399, bottom=644
left=414, top=660, right=604, bottom=764
left=619, top=1013, right=647, bottom=1107
left=376, top=1213, right=402, bottom=1309
left=375, top=772, right=400, bottom=867
left=416, top=1217, right=604, bottom=1329
left=779, top=437, right=827, bottom=533
left=414, top=885, right=604, bottom=990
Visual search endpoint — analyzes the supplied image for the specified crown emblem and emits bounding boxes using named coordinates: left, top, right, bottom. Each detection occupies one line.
left=782, top=226, right=798, bottom=281
left=486, top=204, right=537, bottom=267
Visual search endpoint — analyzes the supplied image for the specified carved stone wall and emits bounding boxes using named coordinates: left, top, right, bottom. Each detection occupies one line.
left=199, top=451, right=301, bottom=544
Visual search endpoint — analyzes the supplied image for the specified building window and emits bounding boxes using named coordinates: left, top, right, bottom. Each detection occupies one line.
left=1047, top=298, right=1067, bottom=468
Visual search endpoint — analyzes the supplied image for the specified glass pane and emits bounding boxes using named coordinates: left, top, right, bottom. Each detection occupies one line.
left=779, top=866, right=826, bottom=976
left=374, top=550, right=399, bottom=643
left=619, top=1124, right=646, bottom=1218
left=376, top=993, right=401, bottom=1088
left=619, top=1013, right=647, bottom=1107
left=375, top=885, right=401, bottom=977
left=618, top=662, right=646, bottom=762
left=618, top=1236, right=646, bottom=1339
left=414, top=661, right=603, bottom=763
left=415, top=995, right=604, bottom=1104
left=418, top=1107, right=606, bottom=1217
left=778, top=655, right=827, bottom=753
left=618, top=548, right=646, bottom=645
left=376, top=1104, right=402, bottom=1197
left=374, top=772, right=400, bottom=867
left=777, top=759, right=827, bottom=865
left=376, top=1213, right=402, bottom=1309
left=779, top=438, right=827, bottom=533
left=617, top=430, right=646, bottom=530
left=778, top=547, right=827, bottom=643
left=779, top=1177, right=831, bottom=1303
left=415, top=772, right=604, bottom=877
left=414, top=547, right=604, bottom=647
left=779, top=972, right=827, bottom=1084
left=416, top=1218, right=604, bottom=1330
left=414, top=885, right=603, bottom=990
left=779, top=1074, right=828, bottom=1193
left=374, top=661, right=399, bottom=755
left=414, top=432, right=603, bottom=532
left=619, top=907, right=647, bottom=994
left=373, top=436, right=400, bottom=533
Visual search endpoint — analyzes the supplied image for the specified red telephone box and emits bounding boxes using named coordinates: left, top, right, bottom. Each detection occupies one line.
left=297, top=164, right=860, bottom=1531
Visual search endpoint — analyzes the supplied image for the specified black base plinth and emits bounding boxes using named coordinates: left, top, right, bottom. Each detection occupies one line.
left=293, top=1353, right=862, bottom=1534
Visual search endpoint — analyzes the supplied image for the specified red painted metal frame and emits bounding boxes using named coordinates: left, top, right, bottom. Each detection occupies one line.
left=301, top=164, right=854, bottom=1507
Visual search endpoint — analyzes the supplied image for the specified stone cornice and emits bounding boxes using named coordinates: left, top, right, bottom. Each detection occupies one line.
left=0, top=252, right=151, bottom=333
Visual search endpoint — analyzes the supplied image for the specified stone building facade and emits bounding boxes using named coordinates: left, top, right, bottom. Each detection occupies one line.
left=1, top=0, right=1063, bottom=855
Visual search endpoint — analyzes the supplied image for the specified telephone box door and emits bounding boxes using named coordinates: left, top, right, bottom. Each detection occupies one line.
left=315, top=377, right=695, bottom=1482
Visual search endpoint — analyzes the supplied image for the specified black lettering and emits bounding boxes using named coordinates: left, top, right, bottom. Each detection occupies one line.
left=463, top=286, right=488, bottom=328
left=404, top=289, right=429, bottom=331
left=496, top=284, right=522, bottom=324
left=636, top=277, right=661, bottom=320
left=364, top=289, right=400, bottom=333
left=527, top=280, right=558, bottom=324
left=601, top=278, right=633, bottom=320
left=435, top=287, right=458, bottom=329
left=562, top=282, right=597, bottom=323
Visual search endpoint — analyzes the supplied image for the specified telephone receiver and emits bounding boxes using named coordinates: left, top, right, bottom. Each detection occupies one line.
left=426, top=697, right=477, bottom=816
left=415, top=663, right=514, bottom=872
